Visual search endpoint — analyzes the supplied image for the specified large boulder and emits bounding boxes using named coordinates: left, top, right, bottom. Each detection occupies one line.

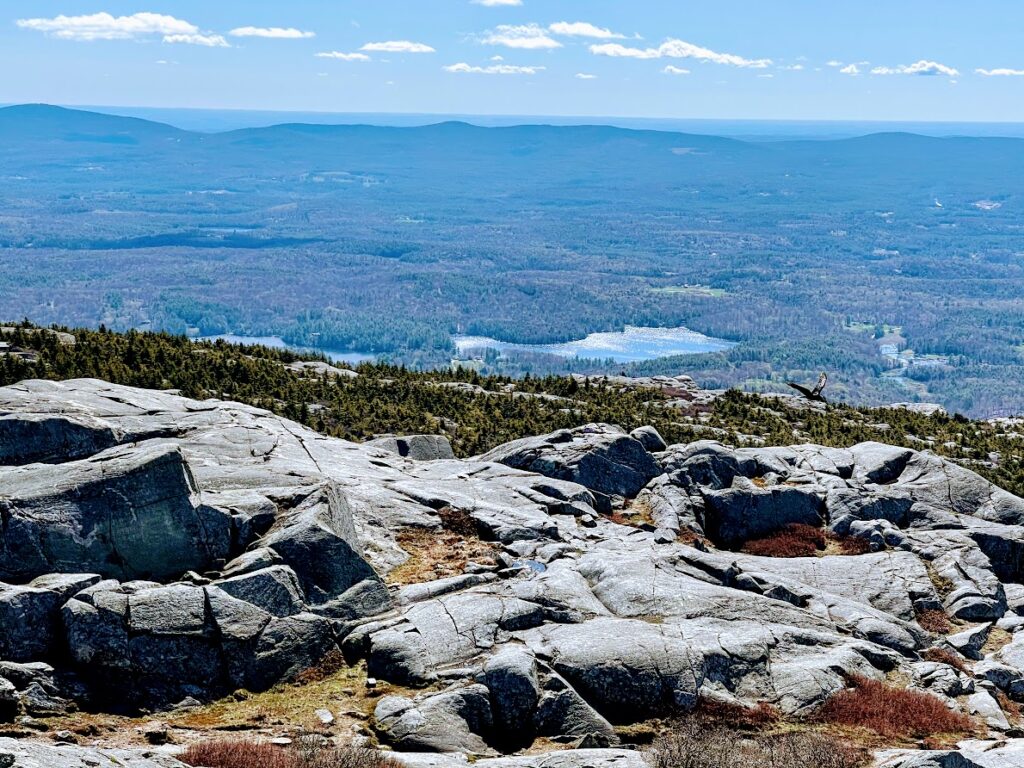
left=478, top=424, right=661, bottom=498
left=483, top=646, right=540, bottom=749
left=0, top=574, right=100, bottom=661
left=375, top=685, right=494, bottom=755
left=366, top=435, right=456, bottom=461
left=262, top=483, right=386, bottom=614
left=0, top=413, right=120, bottom=466
left=60, top=580, right=337, bottom=707
left=701, top=482, right=825, bottom=549
left=0, top=442, right=232, bottom=582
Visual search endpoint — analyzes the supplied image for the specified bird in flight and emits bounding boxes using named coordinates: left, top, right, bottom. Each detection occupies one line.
left=787, top=372, right=828, bottom=403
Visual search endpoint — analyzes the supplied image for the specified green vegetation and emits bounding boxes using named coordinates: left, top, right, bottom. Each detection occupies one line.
left=3, top=322, right=1023, bottom=496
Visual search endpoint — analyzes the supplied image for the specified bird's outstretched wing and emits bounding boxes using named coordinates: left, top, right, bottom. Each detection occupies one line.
left=812, top=372, right=828, bottom=397
left=787, top=382, right=813, bottom=398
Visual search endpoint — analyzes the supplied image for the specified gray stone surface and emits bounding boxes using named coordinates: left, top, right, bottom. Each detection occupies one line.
left=366, top=434, right=456, bottom=461
left=4, top=379, right=1024, bottom=763
left=0, top=738, right=187, bottom=768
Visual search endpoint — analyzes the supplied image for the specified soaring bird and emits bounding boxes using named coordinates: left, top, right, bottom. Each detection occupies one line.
left=787, top=372, right=828, bottom=403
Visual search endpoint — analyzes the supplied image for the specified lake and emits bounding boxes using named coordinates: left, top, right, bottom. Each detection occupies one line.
left=453, top=325, right=734, bottom=363
left=195, top=335, right=376, bottom=365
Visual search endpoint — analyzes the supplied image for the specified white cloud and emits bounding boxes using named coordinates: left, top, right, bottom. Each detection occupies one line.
left=549, top=21, right=625, bottom=40
left=871, top=59, right=958, bottom=77
left=491, top=55, right=505, bottom=61
left=826, top=60, right=843, bottom=67
left=662, top=65, right=690, bottom=75
left=590, top=39, right=770, bottom=68
left=164, top=33, right=229, bottom=47
left=840, top=63, right=860, bottom=75
left=361, top=40, right=435, bottom=53
left=15, top=11, right=225, bottom=45
left=316, top=51, right=371, bottom=61
left=471, top=0, right=523, bottom=5
left=481, top=24, right=562, bottom=49
left=444, top=62, right=544, bottom=74
left=575, top=72, right=597, bottom=79
left=779, top=64, right=804, bottom=71
left=229, top=26, right=315, bottom=39
left=976, top=68, right=1024, bottom=76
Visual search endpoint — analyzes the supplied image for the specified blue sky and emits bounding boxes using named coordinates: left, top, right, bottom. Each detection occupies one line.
left=4, top=1, right=1024, bottom=122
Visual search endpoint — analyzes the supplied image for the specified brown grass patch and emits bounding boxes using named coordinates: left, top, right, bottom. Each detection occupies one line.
left=996, top=691, right=1022, bottom=725
left=815, top=675, right=975, bottom=741
left=181, top=739, right=398, bottom=768
left=695, top=698, right=781, bottom=730
left=649, top=718, right=866, bottom=768
left=926, top=565, right=955, bottom=598
left=916, top=608, right=955, bottom=635
left=920, top=647, right=968, bottom=674
left=389, top=506, right=497, bottom=586
left=982, top=627, right=1013, bottom=656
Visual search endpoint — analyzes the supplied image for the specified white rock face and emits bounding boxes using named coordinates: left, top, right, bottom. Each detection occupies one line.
left=2, top=378, right=1024, bottom=763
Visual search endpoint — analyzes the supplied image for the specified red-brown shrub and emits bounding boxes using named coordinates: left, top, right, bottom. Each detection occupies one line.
left=181, top=740, right=398, bottom=768
left=916, top=608, right=955, bottom=634
left=831, top=534, right=873, bottom=555
left=695, top=697, right=781, bottom=729
left=921, top=646, right=968, bottom=673
left=181, top=741, right=297, bottom=768
left=742, top=524, right=826, bottom=557
left=815, top=675, right=975, bottom=740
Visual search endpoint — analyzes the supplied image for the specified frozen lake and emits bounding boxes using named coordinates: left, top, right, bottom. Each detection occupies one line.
left=453, top=325, right=734, bottom=363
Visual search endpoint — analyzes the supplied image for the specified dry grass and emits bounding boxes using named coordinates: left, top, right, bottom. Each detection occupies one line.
left=815, top=675, right=975, bottom=741
left=916, top=608, right=955, bottom=635
left=996, top=691, right=1022, bottom=725
left=982, top=627, right=1013, bottom=656
left=648, top=717, right=867, bottom=768
left=920, top=647, right=968, bottom=673
left=926, top=565, right=955, bottom=598
left=181, top=739, right=399, bottom=768
left=389, top=506, right=497, bottom=586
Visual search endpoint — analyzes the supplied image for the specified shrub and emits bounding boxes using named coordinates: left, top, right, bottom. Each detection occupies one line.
left=815, top=675, right=975, bottom=740
left=921, top=646, right=968, bottom=673
left=180, top=740, right=398, bottom=768
left=742, top=524, right=826, bottom=557
left=830, top=534, right=873, bottom=555
left=916, top=608, right=955, bottom=634
left=181, top=741, right=296, bottom=768
left=648, top=717, right=865, bottom=768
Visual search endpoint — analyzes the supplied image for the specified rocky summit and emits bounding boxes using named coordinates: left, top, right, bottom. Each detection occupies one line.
left=2, top=378, right=1024, bottom=766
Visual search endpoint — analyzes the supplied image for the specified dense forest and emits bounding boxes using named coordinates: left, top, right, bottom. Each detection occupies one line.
left=2, top=106, right=1024, bottom=417
left=3, top=323, right=1023, bottom=498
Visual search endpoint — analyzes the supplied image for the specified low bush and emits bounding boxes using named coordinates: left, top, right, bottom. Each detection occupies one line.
left=180, top=740, right=397, bottom=768
left=916, top=608, right=955, bottom=634
left=742, top=524, right=826, bottom=557
left=648, top=716, right=865, bottom=768
left=815, top=675, right=975, bottom=740
left=181, top=741, right=295, bottom=768
left=921, top=646, right=968, bottom=673
left=741, top=524, right=875, bottom=558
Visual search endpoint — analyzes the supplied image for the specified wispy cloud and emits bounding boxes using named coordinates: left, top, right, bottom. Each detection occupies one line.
left=444, top=62, right=544, bottom=74
left=481, top=24, right=562, bottom=49
left=663, top=65, right=690, bottom=75
left=361, top=40, right=435, bottom=53
left=164, top=33, right=229, bottom=47
left=976, top=67, right=1024, bottom=76
left=316, top=51, right=371, bottom=61
left=575, top=72, right=598, bottom=79
left=871, top=60, right=958, bottom=76
left=826, top=60, right=843, bottom=68
left=840, top=64, right=860, bottom=75
left=230, top=26, right=315, bottom=39
left=471, top=0, right=523, bottom=5
left=590, top=39, right=770, bottom=68
left=549, top=21, right=626, bottom=40
left=15, top=12, right=226, bottom=45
